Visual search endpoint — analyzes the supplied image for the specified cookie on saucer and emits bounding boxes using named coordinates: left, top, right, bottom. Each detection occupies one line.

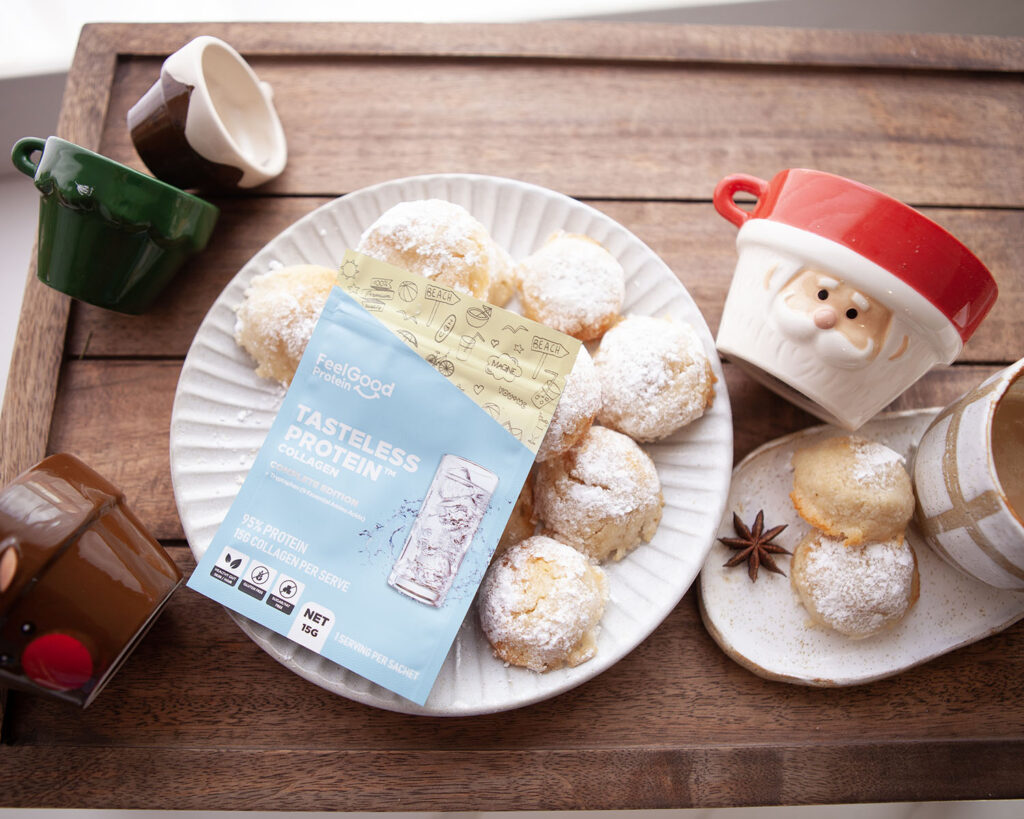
left=790, top=436, right=914, bottom=546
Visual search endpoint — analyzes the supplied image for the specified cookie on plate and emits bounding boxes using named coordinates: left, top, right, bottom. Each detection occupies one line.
left=356, top=199, right=506, bottom=300
left=536, top=346, right=602, bottom=463
left=478, top=535, right=609, bottom=672
left=791, top=531, right=920, bottom=639
left=517, top=232, right=625, bottom=341
left=534, top=425, right=664, bottom=562
left=594, top=314, right=715, bottom=441
left=234, top=263, right=338, bottom=384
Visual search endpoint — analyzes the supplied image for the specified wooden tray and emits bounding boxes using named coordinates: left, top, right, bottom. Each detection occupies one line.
left=2, top=22, right=1022, bottom=810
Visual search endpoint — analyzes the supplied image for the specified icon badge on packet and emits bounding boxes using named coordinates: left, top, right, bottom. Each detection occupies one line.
left=188, top=252, right=580, bottom=705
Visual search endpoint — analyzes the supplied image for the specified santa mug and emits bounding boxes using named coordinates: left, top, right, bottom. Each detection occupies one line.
left=713, top=169, right=998, bottom=430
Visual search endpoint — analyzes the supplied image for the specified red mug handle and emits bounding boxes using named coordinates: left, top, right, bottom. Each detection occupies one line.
left=713, top=173, right=769, bottom=228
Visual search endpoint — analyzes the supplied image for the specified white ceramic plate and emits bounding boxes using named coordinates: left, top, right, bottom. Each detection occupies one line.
left=170, top=174, right=734, bottom=715
left=699, top=409, right=1024, bottom=686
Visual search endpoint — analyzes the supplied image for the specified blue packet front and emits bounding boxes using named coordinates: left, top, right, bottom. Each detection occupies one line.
left=188, top=266, right=578, bottom=705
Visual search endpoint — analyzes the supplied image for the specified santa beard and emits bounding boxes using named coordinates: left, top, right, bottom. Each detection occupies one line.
left=771, top=294, right=877, bottom=369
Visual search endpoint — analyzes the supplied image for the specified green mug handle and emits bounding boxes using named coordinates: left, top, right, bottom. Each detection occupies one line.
left=12, top=137, right=46, bottom=178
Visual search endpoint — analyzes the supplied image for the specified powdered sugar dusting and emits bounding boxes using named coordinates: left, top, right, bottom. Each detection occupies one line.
left=537, top=346, right=602, bottom=461
left=563, top=426, right=660, bottom=519
left=595, top=315, right=713, bottom=440
left=234, top=264, right=338, bottom=384
left=238, top=286, right=316, bottom=361
left=518, top=232, right=625, bottom=337
left=534, top=425, right=664, bottom=562
left=849, top=438, right=904, bottom=489
left=802, top=535, right=916, bottom=637
left=478, top=535, right=608, bottom=672
left=356, top=199, right=488, bottom=295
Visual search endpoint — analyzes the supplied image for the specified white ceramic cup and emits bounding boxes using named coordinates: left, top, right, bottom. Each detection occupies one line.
left=913, top=358, right=1024, bottom=589
left=127, top=35, right=287, bottom=190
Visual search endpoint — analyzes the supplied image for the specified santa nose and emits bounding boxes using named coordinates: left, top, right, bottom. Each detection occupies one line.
left=813, top=307, right=837, bottom=329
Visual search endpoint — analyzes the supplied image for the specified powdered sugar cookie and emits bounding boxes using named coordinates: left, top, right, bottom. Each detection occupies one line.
left=493, top=477, right=536, bottom=560
left=485, top=245, right=518, bottom=307
left=594, top=315, right=715, bottom=441
left=791, top=531, right=920, bottom=639
left=517, top=232, right=625, bottom=341
left=790, top=436, right=914, bottom=546
left=534, top=426, right=664, bottom=562
left=536, top=347, right=602, bottom=462
left=478, top=535, right=609, bottom=672
left=356, top=199, right=505, bottom=299
left=234, top=263, right=338, bottom=385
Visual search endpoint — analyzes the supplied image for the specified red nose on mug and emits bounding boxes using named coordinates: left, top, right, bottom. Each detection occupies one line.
left=813, top=308, right=837, bottom=330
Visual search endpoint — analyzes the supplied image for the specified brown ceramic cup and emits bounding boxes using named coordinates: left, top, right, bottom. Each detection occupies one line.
left=127, top=35, right=287, bottom=191
left=0, top=454, right=182, bottom=706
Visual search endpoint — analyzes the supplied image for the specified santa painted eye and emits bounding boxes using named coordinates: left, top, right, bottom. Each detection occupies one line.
left=817, top=289, right=829, bottom=300
left=846, top=308, right=858, bottom=319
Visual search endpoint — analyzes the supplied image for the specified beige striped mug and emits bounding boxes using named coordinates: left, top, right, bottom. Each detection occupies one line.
left=913, top=358, right=1024, bottom=589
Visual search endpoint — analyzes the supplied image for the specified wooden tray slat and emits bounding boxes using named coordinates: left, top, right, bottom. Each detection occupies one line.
left=66, top=200, right=1024, bottom=365
left=47, top=360, right=1001, bottom=541
left=0, top=27, right=120, bottom=485
left=79, top=21, right=1024, bottom=71
left=4, top=738, right=1022, bottom=811
left=98, top=56, right=1024, bottom=206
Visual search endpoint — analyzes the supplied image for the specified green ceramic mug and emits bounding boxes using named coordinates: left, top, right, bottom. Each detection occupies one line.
left=11, top=136, right=219, bottom=314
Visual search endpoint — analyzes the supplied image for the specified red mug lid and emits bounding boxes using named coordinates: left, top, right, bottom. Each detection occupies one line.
left=713, top=169, right=998, bottom=343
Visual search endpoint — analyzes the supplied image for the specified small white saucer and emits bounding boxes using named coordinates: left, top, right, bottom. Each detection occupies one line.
left=699, top=409, right=1024, bottom=686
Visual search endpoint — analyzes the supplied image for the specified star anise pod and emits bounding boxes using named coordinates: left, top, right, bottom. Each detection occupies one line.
left=720, top=510, right=790, bottom=582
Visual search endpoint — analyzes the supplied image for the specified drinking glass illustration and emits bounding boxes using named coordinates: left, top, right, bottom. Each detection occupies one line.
left=388, top=455, right=498, bottom=606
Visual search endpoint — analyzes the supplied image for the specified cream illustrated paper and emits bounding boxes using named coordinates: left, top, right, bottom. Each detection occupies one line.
left=335, top=251, right=581, bottom=455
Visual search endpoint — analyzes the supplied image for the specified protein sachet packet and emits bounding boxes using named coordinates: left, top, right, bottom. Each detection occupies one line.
left=188, top=251, right=580, bottom=705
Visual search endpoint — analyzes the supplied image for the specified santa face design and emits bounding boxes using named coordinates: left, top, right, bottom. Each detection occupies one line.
left=771, top=268, right=898, bottom=368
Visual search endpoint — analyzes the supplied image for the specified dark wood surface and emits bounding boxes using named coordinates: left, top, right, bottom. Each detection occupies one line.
left=2, top=22, right=1023, bottom=810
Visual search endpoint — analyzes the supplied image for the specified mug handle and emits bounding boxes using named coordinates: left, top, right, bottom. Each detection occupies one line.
left=713, top=173, right=769, bottom=228
left=11, top=137, right=46, bottom=178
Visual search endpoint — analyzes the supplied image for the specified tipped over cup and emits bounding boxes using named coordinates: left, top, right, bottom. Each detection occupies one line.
left=0, top=453, right=182, bottom=707
left=127, top=35, right=287, bottom=191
